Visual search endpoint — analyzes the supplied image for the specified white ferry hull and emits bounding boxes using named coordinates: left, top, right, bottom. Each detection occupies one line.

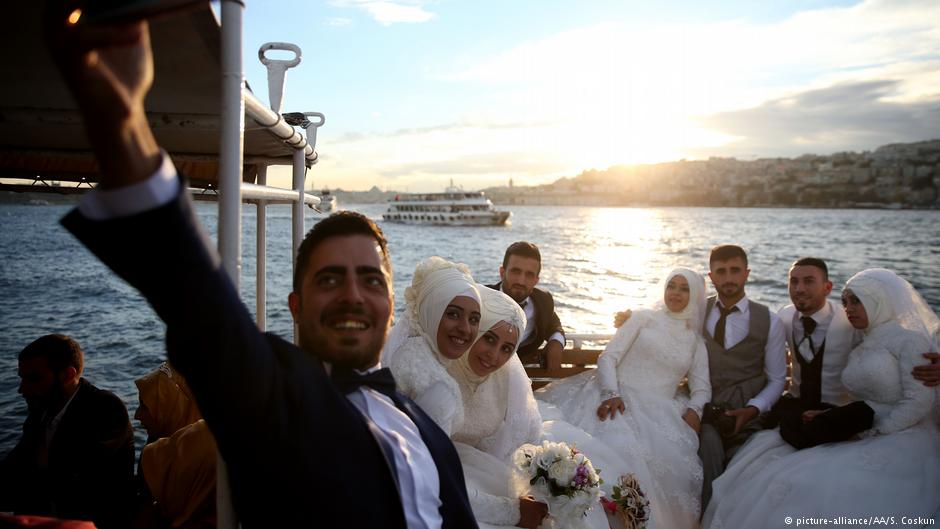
left=318, top=196, right=337, bottom=212
left=383, top=211, right=510, bottom=226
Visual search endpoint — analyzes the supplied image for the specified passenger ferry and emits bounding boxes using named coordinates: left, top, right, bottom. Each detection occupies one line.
left=318, top=189, right=337, bottom=212
left=383, top=182, right=511, bottom=226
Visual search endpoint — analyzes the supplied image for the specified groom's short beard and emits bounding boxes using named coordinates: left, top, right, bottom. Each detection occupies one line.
left=298, top=331, right=383, bottom=371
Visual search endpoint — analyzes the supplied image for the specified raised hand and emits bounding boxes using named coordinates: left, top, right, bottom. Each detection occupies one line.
left=43, top=0, right=161, bottom=188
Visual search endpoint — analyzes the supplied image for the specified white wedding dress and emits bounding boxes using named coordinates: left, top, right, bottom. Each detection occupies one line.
left=703, top=319, right=940, bottom=528
left=537, top=309, right=711, bottom=529
left=452, top=356, right=620, bottom=529
left=451, top=356, right=541, bottom=529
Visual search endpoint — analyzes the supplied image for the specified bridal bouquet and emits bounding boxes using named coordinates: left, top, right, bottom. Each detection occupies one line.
left=512, top=441, right=603, bottom=529
left=600, top=474, right=650, bottom=529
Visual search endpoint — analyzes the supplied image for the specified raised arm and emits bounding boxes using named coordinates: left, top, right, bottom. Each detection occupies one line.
left=47, top=3, right=290, bottom=466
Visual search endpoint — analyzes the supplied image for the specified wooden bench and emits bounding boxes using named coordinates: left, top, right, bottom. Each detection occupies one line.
left=524, top=333, right=613, bottom=389
left=524, top=333, right=796, bottom=392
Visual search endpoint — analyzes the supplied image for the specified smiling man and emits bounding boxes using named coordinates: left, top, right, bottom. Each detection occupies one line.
left=773, top=258, right=858, bottom=444
left=487, top=242, right=565, bottom=369
left=46, top=5, right=476, bottom=528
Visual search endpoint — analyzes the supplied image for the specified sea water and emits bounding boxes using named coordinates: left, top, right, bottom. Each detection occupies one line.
left=1, top=202, right=938, bottom=456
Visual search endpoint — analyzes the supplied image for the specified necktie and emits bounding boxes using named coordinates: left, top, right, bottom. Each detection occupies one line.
left=332, top=367, right=397, bottom=398
left=798, top=316, right=817, bottom=362
left=519, top=299, right=528, bottom=309
left=714, top=304, right=739, bottom=347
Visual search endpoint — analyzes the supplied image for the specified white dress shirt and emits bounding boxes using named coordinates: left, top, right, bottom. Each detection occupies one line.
left=79, top=156, right=443, bottom=529
left=705, top=296, right=787, bottom=413
left=346, top=366, right=442, bottom=529
left=520, top=296, right=565, bottom=347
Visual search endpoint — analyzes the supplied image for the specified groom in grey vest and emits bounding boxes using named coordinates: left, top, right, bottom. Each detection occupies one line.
left=699, top=245, right=786, bottom=509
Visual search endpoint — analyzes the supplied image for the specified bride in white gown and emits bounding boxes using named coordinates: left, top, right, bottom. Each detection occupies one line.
left=447, top=286, right=618, bottom=529
left=703, top=268, right=940, bottom=529
left=382, top=256, right=481, bottom=435
left=447, top=285, right=545, bottom=529
left=536, top=267, right=711, bottom=529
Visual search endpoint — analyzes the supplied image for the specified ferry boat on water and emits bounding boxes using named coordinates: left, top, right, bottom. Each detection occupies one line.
left=318, top=189, right=337, bottom=212
left=383, top=181, right=511, bottom=226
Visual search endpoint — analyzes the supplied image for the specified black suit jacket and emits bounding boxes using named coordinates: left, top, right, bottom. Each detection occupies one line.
left=0, top=378, right=135, bottom=529
left=61, top=182, right=477, bottom=529
left=486, top=282, right=564, bottom=363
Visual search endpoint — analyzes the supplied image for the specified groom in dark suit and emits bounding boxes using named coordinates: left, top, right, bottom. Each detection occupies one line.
left=45, top=5, right=476, bottom=529
left=488, top=242, right=565, bottom=368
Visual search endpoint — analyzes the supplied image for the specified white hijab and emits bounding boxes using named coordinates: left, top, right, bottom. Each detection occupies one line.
left=382, top=256, right=481, bottom=367
left=449, top=286, right=542, bottom=462
left=844, top=268, right=940, bottom=343
left=653, top=267, right=707, bottom=333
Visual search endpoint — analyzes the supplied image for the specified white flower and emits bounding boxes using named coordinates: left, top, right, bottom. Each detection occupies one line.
left=513, top=444, right=539, bottom=478
left=548, top=459, right=579, bottom=486
left=535, top=441, right=566, bottom=470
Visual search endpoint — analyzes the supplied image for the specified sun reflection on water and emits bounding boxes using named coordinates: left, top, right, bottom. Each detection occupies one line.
left=558, top=208, right=677, bottom=335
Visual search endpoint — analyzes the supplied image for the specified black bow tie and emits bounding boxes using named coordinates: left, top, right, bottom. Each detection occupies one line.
left=332, top=367, right=397, bottom=397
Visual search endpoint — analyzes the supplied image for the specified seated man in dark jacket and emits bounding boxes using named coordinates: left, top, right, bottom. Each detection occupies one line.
left=0, top=334, right=135, bottom=529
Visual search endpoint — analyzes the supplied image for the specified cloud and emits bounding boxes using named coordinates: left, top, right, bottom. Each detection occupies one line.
left=693, top=80, right=940, bottom=157
left=307, top=0, right=940, bottom=190
left=437, top=0, right=940, bottom=163
left=332, top=120, right=559, bottom=144
left=330, top=0, right=434, bottom=26
left=324, top=17, right=352, bottom=27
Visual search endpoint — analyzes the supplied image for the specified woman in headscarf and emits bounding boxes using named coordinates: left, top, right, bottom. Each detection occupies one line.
left=446, top=286, right=545, bottom=529
left=703, top=268, right=940, bottom=528
left=450, top=286, right=622, bottom=529
left=135, top=362, right=216, bottom=529
left=383, top=256, right=482, bottom=435
left=537, top=267, right=711, bottom=529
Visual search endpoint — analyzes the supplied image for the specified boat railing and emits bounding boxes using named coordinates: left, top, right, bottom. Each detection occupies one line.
left=524, top=333, right=613, bottom=389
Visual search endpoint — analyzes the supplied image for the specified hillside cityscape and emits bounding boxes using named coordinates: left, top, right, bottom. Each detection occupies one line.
left=4, top=140, right=940, bottom=210
left=329, top=139, right=940, bottom=209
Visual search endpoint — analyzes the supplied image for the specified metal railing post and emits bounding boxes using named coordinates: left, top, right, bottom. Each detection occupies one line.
left=217, top=0, right=244, bottom=527
left=255, top=164, right=267, bottom=331
left=291, top=147, right=305, bottom=344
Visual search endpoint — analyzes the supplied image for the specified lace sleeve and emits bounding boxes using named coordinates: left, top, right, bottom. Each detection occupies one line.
left=874, top=332, right=936, bottom=435
left=467, top=486, right=521, bottom=526
left=686, top=339, right=712, bottom=418
left=414, top=381, right=462, bottom=436
left=597, top=311, right=647, bottom=397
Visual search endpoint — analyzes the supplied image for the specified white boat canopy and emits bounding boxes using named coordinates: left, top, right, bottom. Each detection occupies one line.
left=0, top=2, right=318, bottom=193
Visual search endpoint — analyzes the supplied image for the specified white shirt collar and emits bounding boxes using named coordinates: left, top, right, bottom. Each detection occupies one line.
left=718, top=295, right=749, bottom=314
left=800, top=299, right=832, bottom=323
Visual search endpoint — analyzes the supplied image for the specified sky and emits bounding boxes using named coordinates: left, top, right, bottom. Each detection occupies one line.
left=234, top=0, right=940, bottom=191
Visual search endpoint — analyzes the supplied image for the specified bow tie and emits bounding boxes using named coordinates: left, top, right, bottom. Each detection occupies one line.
left=332, top=367, right=397, bottom=397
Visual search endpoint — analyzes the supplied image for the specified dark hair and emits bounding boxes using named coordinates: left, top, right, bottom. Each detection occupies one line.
left=791, top=257, right=829, bottom=281
left=19, top=334, right=84, bottom=374
left=502, top=241, right=542, bottom=273
left=709, top=244, right=748, bottom=267
left=293, top=211, right=391, bottom=293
